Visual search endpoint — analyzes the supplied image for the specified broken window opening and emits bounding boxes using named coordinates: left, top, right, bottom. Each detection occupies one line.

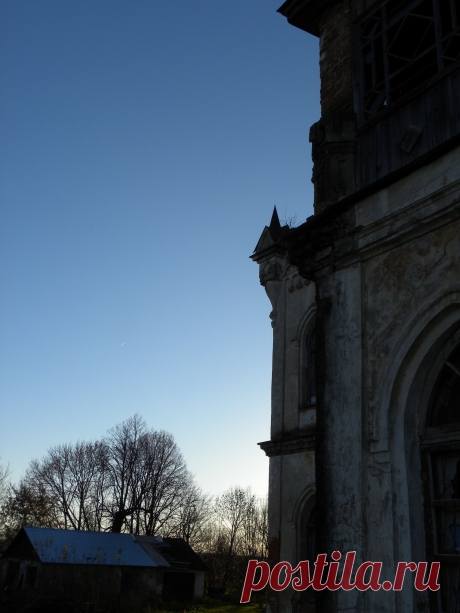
left=425, top=342, right=460, bottom=612
left=356, top=0, right=460, bottom=122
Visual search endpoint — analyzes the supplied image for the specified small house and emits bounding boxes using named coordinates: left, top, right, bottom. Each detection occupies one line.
left=0, top=527, right=206, bottom=602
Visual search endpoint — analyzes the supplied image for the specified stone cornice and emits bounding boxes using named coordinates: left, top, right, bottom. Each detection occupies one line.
left=258, top=430, right=315, bottom=457
left=250, top=242, right=287, bottom=264
left=287, top=134, right=460, bottom=282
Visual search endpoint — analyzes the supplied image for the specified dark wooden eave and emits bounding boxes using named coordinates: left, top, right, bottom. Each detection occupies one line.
left=1, top=527, right=40, bottom=562
left=277, top=0, right=339, bottom=36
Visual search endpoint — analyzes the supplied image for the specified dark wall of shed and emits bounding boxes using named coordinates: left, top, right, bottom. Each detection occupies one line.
left=162, top=571, right=195, bottom=602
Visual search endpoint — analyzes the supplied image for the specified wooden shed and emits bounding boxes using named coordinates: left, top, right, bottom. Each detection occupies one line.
left=1, top=527, right=206, bottom=603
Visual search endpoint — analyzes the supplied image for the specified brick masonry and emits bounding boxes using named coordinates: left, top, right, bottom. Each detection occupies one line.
left=318, top=1, right=353, bottom=115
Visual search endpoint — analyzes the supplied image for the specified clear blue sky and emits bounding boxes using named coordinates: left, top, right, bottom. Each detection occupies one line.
left=0, top=1, right=320, bottom=498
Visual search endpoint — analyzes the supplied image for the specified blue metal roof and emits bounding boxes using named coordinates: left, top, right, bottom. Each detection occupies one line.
left=23, top=527, right=157, bottom=567
left=134, top=536, right=170, bottom=567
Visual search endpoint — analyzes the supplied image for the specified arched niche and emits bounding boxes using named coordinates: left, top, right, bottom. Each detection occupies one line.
left=385, top=298, right=460, bottom=612
left=294, top=309, right=316, bottom=411
left=293, top=488, right=316, bottom=609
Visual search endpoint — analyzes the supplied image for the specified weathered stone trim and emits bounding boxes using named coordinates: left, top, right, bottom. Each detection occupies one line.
left=288, top=133, right=460, bottom=260
left=258, top=431, right=315, bottom=457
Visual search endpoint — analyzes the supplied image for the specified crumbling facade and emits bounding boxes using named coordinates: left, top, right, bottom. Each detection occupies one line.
left=252, top=1, right=460, bottom=612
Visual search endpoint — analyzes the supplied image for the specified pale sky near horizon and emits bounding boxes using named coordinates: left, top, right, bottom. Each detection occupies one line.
left=0, top=1, right=320, bottom=499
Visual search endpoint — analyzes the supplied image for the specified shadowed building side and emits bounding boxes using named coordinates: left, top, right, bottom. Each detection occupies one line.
left=253, top=2, right=460, bottom=612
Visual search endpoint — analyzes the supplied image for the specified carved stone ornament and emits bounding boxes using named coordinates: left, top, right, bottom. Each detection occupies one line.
left=259, top=260, right=283, bottom=286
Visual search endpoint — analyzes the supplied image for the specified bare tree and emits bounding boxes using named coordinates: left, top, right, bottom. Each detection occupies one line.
left=99, top=415, right=190, bottom=535
left=22, top=415, right=194, bottom=535
left=27, top=444, right=74, bottom=529
left=68, top=441, right=107, bottom=531
left=13, top=415, right=211, bottom=549
left=26, top=441, right=104, bottom=531
left=0, top=480, right=62, bottom=551
left=256, top=495, right=269, bottom=560
left=102, top=414, right=147, bottom=532
left=215, top=486, right=257, bottom=556
left=198, top=487, right=269, bottom=596
left=137, top=430, right=190, bottom=536
left=0, top=455, right=11, bottom=506
left=214, top=486, right=258, bottom=593
left=164, top=482, right=212, bottom=548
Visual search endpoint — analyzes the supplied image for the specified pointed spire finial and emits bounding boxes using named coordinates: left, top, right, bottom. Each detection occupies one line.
left=269, top=206, right=282, bottom=239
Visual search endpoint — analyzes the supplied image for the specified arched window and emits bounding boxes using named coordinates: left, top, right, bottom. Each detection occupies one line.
left=301, top=323, right=316, bottom=408
left=424, top=343, right=460, bottom=612
left=298, top=495, right=316, bottom=606
left=428, top=344, right=460, bottom=428
left=305, top=505, right=316, bottom=568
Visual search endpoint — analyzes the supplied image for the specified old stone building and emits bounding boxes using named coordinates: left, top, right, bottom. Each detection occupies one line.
left=252, top=1, right=460, bottom=612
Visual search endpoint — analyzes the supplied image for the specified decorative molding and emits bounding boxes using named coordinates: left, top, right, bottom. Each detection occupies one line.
left=258, top=430, right=315, bottom=457
left=369, top=287, right=460, bottom=451
left=292, top=305, right=317, bottom=345
left=260, top=259, right=283, bottom=286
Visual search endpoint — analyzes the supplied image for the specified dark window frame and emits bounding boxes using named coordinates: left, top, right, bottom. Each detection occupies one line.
left=300, top=322, right=316, bottom=409
left=421, top=440, right=460, bottom=612
left=353, top=0, right=460, bottom=126
left=25, top=565, right=37, bottom=590
left=421, top=343, right=460, bottom=613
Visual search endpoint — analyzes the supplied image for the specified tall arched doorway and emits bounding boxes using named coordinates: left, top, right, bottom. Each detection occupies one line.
left=383, top=303, right=460, bottom=613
